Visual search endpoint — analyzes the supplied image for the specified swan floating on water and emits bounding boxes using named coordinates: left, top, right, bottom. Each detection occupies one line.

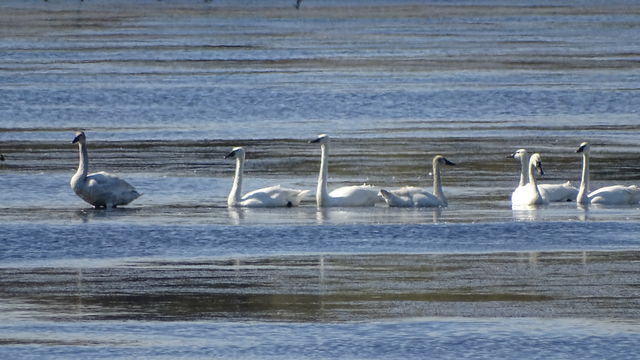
left=379, top=155, right=455, bottom=207
left=511, top=153, right=548, bottom=207
left=576, top=142, right=640, bottom=206
left=70, top=131, right=141, bottom=208
left=225, top=147, right=309, bottom=208
left=509, top=148, right=578, bottom=202
left=310, top=134, right=379, bottom=207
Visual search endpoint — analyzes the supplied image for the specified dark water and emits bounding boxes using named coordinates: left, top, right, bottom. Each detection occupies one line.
left=2, top=0, right=640, bottom=359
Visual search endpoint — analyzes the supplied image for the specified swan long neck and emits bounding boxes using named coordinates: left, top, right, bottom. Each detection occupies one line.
left=228, top=155, right=244, bottom=207
left=432, top=159, right=447, bottom=205
left=577, top=151, right=590, bottom=204
left=519, top=154, right=528, bottom=186
left=527, top=157, right=539, bottom=189
left=75, top=143, right=89, bottom=181
left=316, top=143, right=329, bottom=207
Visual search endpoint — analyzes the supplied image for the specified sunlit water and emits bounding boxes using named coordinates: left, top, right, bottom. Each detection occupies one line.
left=2, top=0, right=640, bottom=358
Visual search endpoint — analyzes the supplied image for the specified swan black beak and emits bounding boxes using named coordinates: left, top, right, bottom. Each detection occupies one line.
left=71, top=135, right=81, bottom=144
left=576, top=145, right=586, bottom=153
left=309, top=138, right=321, bottom=144
left=224, top=150, right=237, bottom=159
left=537, top=163, right=545, bottom=176
left=507, top=153, right=516, bottom=159
left=444, top=158, right=456, bottom=166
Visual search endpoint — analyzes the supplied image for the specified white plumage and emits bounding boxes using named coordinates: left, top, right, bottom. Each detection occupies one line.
left=379, top=155, right=455, bottom=208
left=225, top=147, right=309, bottom=208
left=511, top=153, right=548, bottom=207
left=310, top=134, right=379, bottom=207
left=70, top=132, right=141, bottom=208
left=509, top=148, right=578, bottom=202
left=576, top=142, right=640, bottom=206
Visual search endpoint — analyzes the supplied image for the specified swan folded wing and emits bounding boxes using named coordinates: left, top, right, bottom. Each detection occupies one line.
left=538, top=181, right=579, bottom=202
left=588, top=185, right=640, bottom=205
left=382, top=187, right=443, bottom=207
left=240, top=185, right=309, bottom=207
left=85, top=171, right=141, bottom=206
left=328, top=185, right=379, bottom=207
left=512, top=183, right=546, bottom=206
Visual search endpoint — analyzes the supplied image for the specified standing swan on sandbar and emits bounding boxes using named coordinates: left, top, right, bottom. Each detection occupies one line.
left=509, top=148, right=578, bottom=202
left=576, top=142, right=640, bottom=206
left=379, top=155, right=455, bottom=207
left=511, top=153, right=548, bottom=207
left=70, top=131, right=141, bottom=208
left=225, top=147, right=309, bottom=207
left=310, top=134, right=379, bottom=207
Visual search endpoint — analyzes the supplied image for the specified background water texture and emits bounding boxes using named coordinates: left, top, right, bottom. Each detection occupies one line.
left=1, top=1, right=640, bottom=359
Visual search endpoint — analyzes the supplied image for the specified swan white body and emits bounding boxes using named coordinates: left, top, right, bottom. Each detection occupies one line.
left=310, top=134, right=379, bottom=207
left=511, top=153, right=548, bottom=206
left=510, top=148, right=578, bottom=202
left=380, top=155, right=455, bottom=208
left=225, top=147, right=309, bottom=208
left=70, top=132, right=141, bottom=208
left=576, top=142, right=640, bottom=206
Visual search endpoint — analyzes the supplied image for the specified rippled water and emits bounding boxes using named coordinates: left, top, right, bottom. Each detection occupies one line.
left=2, top=0, right=640, bottom=359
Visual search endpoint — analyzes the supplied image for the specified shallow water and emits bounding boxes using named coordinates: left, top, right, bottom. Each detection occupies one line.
left=2, top=0, right=640, bottom=359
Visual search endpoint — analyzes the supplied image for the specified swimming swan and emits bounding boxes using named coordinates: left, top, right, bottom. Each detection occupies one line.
left=379, top=155, right=455, bottom=207
left=576, top=142, right=640, bottom=206
left=509, top=148, right=578, bottom=202
left=70, top=131, right=141, bottom=208
left=310, top=134, right=379, bottom=207
left=225, top=147, right=309, bottom=207
left=511, top=153, right=548, bottom=207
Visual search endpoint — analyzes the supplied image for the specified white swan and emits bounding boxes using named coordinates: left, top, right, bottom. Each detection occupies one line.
left=225, top=147, right=309, bottom=208
left=379, top=155, right=455, bottom=207
left=576, top=142, right=640, bottom=206
left=509, top=148, right=578, bottom=202
left=70, top=132, right=141, bottom=208
left=310, top=134, right=379, bottom=207
left=511, top=153, right=548, bottom=206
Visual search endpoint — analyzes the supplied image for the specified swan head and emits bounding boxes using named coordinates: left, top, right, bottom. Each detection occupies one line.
left=508, top=148, right=528, bottom=159
left=71, top=131, right=86, bottom=145
left=576, top=142, right=590, bottom=154
left=309, top=134, right=329, bottom=144
left=434, top=155, right=455, bottom=167
left=529, top=153, right=544, bottom=176
left=224, top=147, right=245, bottom=160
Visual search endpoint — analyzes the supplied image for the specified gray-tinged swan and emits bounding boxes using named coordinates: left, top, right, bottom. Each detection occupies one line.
left=70, top=131, right=141, bottom=208
left=379, top=155, right=455, bottom=207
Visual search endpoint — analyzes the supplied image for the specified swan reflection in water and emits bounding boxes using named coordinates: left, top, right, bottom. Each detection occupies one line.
left=75, top=207, right=142, bottom=223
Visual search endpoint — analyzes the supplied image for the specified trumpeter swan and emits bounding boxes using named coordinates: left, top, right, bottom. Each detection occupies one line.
left=310, top=134, right=379, bottom=207
left=576, top=142, right=640, bottom=205
left=379, top=155, right=455, bottom=207
left=70, top=132, right=141, bottom=208
left=509, top=148, right=578, bottom=202
left=225, top=147, right=309, bottom=208
left=511, top=153, right=548, bottom=206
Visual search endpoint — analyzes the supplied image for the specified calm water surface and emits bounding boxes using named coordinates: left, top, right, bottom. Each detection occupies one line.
left=1, top=0, right=640, bottom=359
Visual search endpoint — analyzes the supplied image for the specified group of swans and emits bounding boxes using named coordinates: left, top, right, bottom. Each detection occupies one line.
left=68, top=132, right=639, bottom=209
left=510, top=143, right=640, bottom=207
